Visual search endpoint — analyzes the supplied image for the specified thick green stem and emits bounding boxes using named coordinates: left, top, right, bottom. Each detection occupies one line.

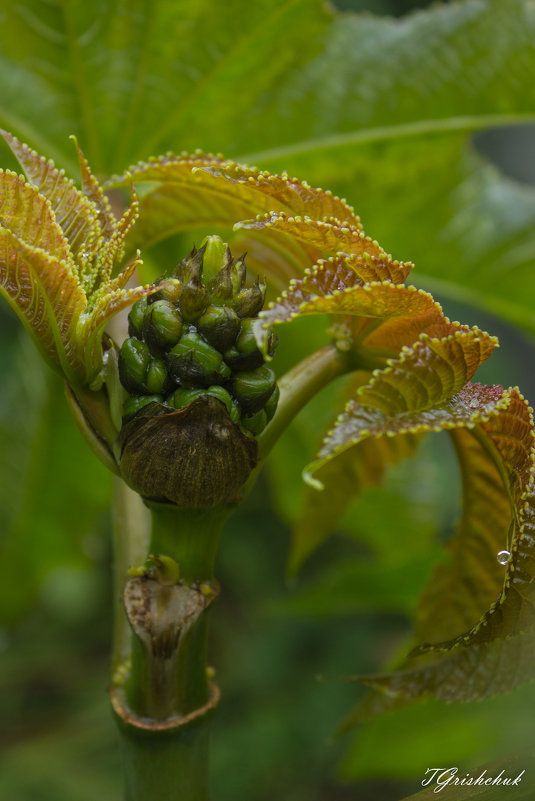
left=111, top=500, right=233, bottom=801
left=111, top=479, right=151, bottom=674
left=112, top=686, right=219, bottom=801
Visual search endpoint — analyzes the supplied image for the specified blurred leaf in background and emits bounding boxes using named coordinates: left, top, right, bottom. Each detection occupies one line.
left=2, top=0, right=535, bottom=799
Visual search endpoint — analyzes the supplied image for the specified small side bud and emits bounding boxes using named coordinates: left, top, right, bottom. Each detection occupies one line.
left=148, top=553, right=181, bottom=585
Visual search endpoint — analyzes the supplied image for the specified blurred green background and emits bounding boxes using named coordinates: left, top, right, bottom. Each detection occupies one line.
left=2, top=0, right=535, bottom=799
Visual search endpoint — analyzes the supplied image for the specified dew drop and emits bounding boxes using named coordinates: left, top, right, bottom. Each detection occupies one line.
left=497, top=550, right=511, bottom=566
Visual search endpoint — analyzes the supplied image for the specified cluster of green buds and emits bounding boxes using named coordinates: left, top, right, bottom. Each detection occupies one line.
left=116, top=238, right=279, bottom=508
left=119, top=236, right=279, bottom=435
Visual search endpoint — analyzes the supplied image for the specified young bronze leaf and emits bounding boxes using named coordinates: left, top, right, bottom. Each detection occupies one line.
left=110, top=153, right=359, bottom=236
left=307, top=331, right=499, bottom=482
left=256, top=283, right=440, bottom=354
left=81, top=281, right=154, bottom=380
left=360, top=309, right=454, bottom=352
left=200, top=163, right=360, bottom=226
left=353, top=390, right=535, bottom=707
left=1, top=130, right=101, bottom=262
left=108, top=153, right=265, bottom=252
left=414, top=389, right=534, bottom=647
left=0, top=171, right=73, bottom=263
left=360, top=631, right=535, bottom=705
left=0, top=133, right=153, bottom=386
left=95, top=191, right=140, bottom=286
left=236, top=211, right=391, bottom=264
left=289, top=433, right=418, bottom=575
left=0, top=226, right=86, bottom=380
left=72, top=137, right=117, bottom=242
left=413, top=426, right=513, bottom=644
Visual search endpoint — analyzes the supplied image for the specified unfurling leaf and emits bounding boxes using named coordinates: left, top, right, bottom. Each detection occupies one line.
left=349, top=389, right=535, bottom=712
left=0, top=131, right=153, bottom=386
left=108, top=154, right=411, bottom=290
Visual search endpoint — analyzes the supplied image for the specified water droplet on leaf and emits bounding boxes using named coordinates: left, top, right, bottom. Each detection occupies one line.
left=497, top=550, right=511, bottom=565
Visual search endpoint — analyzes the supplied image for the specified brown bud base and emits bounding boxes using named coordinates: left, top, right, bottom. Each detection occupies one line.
left=118, top=396, right=258, bottom=507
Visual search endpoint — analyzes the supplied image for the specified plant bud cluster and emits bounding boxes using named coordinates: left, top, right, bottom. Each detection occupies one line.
left=119, top=239, right=279, bottom=436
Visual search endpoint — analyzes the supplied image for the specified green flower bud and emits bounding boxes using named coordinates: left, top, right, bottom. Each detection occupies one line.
left=176, top=245, right=204, bottom=285
left=179, top=282, right=208, bottom=322
left=149, top=278, right=182, bottom=305
left=241, top=409, right=268, bottom=435
left=118, top=238, right=280, bottom=510
left=145, top=357, right=168, bottom=394
left=207, top=264, right=234, bottom=303
left=233, top=318, right=264, bottom=370
left=205, top=385, right=241, bottom=425
left=232, top=278, right=266, bottom=318
left=230, top=256, right=247, bottom=294
left=119, top=338, right=151, bottom=393
left=233, top=366, right=277, bottom=414
left=197, top=304, right=240, bottom=351
left=143, top=299, right=183, bottom=353
left=221, top=346, right=241, bottom=370
left=167, top=331, right=231, bottom=386
left=123, top=394, right=163, bottom=419
left=200, top=235, right=228, bottom=280
left=225, top=322, right=279, bottom=371
left=128, top=297, right=149, bottom=337
left=264, top=383, right=280, bottom=422
left=168, top=387, right=208, bottom=409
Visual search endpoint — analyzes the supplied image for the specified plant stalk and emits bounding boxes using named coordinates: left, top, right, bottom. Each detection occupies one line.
left=257, top=342, right=351, bottom=460
left=111, top=500, right=233, bottom=801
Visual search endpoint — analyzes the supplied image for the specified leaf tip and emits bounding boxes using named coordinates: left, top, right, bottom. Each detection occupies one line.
left=302, top=464, right=324, bottom=491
